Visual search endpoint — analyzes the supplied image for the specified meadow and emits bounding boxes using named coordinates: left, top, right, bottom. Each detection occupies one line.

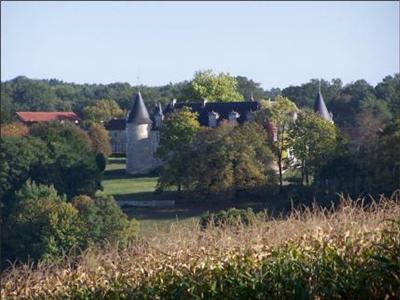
left=2, top=193, right=399, bottom=299
left=97, top=157, right=288, bottom=236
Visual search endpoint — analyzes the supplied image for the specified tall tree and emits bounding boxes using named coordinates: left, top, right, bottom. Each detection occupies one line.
left=235, top=76, right=266, bottom=100
left=256, top=96, right=298, bottom=187
left=87, top=123, right=112, bottom=157
left=83, top=99, right=125, bottom=122
left=181, top=70, right=243, bottom=102
left=289, top=110, right=338, bottom=185
left=178, top=122, right=274, bottom=198
left=156, top=107, right=200, bottom=191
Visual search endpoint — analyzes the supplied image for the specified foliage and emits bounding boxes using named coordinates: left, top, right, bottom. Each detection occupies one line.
left=1, top=122, right=102, bottom=201
left=88, top=123, right=112, bottom=157
left=30, top=121, right=93, bottom=153
left=83, top=99, right=125, bottom=122
left=289, top=110, right=338, bottom=185
left=235, top=75, right=267, bottom=100
left=200, top=208, right=264, bottom=228
left=2, top=194, right=400, bottom=299
left=1, top=181, right=139, bottom=265
left=372, top=119, right=400, bottom=193
left=2, top=181, right=82, bottom=262
left=0, top=137, right=50, bottom=202
left=1, top=73, right=398, bottom=130
left=156, top=107, right=200, bottom=160
left=156, top=107, right=200, bottom=191
left=71, top=195, right=139, bottom=248
left=374, top=74, right=400, bottom=119
left=256, top=96, right=298, bottom=187
left=316, top=119, right=400, bottom=196
left=159, top=122, right=275, bottom=197
left=181, top=70, right=243, bottom=102
left=0, top=122, right=29, bottom=137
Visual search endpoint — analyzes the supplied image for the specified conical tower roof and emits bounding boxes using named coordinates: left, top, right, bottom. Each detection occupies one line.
left=314, top=83, right=332, bottom=122
left=127, top=91, right=152, bottom=124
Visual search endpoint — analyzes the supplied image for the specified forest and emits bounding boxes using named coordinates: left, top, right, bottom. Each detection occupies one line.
left=2, top=72, right=399, bottom=130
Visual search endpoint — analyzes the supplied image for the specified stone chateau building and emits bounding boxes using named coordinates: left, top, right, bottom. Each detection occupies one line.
left=106, top=86, right=333, bottom=175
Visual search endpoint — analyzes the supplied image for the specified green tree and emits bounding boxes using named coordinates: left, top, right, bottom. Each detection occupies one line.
left=180, top=123, right=275, bottom=198
left=374, top=73, right=400, bottom=120
left=1, top=122, right=102, bottom=200
left=182, top=70, right=243, bottom=102
left=256, top=96, right=298, bottom=187
left=289, top=110, right=338, bottom=185
left=235, top=76, right=266, bottom=100
left=372, top=119, right=400, bottom=193
left=2, top=181, right=83, bottom=263
left=83, top=99, right=124, bottom=122
left=71, top=195, right=139, bottom=248
left=87, top=123, right=112, bottom=157
left=157, top=107, right=200, bottom=191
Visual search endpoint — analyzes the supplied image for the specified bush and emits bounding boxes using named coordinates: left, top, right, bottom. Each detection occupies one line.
left=200, top=208, right=264, bottom=229
left=72, top=195, right=139, bottom=247
left=2, top=182, right=139, bottom=266
left=2, top=181, right=83, bottom=263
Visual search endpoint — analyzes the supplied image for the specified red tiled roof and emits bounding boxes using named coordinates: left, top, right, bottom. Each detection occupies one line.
left=16, top=112, right=80, bottom=123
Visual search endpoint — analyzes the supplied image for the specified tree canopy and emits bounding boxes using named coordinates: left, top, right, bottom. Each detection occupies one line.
left=181, top=70, right=243, bottom=102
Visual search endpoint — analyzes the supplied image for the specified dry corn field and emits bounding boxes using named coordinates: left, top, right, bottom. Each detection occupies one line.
left=2, top=192, right=400, bottom=299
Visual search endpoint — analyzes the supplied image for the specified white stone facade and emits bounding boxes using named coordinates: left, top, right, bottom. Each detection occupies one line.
left=125, top=123, right=159, bottom=175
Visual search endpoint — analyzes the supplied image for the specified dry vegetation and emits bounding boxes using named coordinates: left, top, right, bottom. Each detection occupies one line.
left=2, top=192, right=400, bottom=299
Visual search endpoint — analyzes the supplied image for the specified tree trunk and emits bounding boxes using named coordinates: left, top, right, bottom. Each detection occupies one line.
left=305, top=164, right=309, bottom=186
left=278, top=155, right=283, bottom=188
left=301, top=161, right=305, bottom=186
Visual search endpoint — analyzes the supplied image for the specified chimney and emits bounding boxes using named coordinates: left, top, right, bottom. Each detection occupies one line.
left=171, top=98, right=177, bottom=108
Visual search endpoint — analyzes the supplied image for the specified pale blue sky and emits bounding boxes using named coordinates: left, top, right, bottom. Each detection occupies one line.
left=1, top=1, right=399, bottom=89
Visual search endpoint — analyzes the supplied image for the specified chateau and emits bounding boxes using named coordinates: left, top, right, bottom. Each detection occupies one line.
left=106, top=87, right=333, bottom=175
left=105, top=92, right=260, bottom=175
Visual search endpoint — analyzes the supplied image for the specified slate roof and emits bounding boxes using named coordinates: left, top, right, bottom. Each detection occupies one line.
left=105, top=118, right=126, bottom=130
left=163, top=101, right=259, bottom=126
left=105, top=98, right=260, bottom=131
left=127, top=91, right=152, bottom=124
left=313, top=86, right=332, bottom=122
left=16, top=112, right=80, bottom=123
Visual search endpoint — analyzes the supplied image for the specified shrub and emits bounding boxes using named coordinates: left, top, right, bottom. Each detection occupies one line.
left=72, top=195, right=139, bottom=247
left=2, top=181, right=83, bottom=263
left=0, top=122, right=28, bottom=137
left=200, top=208, right=264, bottom=229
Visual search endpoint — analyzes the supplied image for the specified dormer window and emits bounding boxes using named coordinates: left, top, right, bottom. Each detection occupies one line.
left=228, top=110, right=240, bottom=125
left=208, top=111, right=219, bottom=128
left=246, top=110, right=254, bottom=122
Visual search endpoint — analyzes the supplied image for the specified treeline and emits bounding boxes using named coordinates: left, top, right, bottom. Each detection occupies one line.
left=2, top=73, right=399, bottom=128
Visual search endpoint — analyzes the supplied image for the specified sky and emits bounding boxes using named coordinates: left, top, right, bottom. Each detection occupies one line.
left=1, top=1, right=399, bottom=89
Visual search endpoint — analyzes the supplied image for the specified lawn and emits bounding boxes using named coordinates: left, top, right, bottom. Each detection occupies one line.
left=98, top=157, right=192, bottom=235
left=99, top=156, right=293, bottom=236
